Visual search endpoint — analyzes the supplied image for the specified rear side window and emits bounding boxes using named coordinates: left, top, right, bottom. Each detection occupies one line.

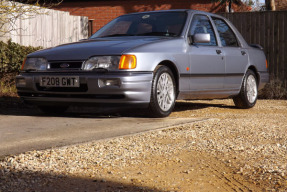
left=189, top=15, right=217, bottom=46
left=212, top=17, right=239, bottom=47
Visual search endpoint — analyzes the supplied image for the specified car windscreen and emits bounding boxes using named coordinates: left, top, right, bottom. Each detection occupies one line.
left=90, top=12, right=187, bottom=38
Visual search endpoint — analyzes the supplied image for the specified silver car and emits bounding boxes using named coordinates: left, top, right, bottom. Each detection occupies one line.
left=16, top=10, right=269, bottom=117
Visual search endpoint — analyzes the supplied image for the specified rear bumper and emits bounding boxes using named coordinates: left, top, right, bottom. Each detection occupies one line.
left=257, top=71, right=269, bottom=90
left=16, top=72, right=153, bottom=107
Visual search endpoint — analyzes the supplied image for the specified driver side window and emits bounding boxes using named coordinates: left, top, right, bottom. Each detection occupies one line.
left=189, top=15, right=217, bottom=46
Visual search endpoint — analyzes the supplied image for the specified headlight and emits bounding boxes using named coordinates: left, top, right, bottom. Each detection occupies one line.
left=22, top=57, right=48, bottom=71
left=82, top=56, right=121, bottom=71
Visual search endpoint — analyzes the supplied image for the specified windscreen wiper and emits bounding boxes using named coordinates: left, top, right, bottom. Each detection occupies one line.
left=99, top=34, right=136, bottom=38
left=136, top=32, right=177, bottom=37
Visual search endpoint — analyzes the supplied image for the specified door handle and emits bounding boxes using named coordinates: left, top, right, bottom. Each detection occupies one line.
left=241, top=51, right=246, bottom=55
left=216, top=50, right=222, bottom=55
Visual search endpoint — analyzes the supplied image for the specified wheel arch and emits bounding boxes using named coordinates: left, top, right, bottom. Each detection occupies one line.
left=247, top=65, right=259, bottom=86
left=156, top=60, right=179, bottom=97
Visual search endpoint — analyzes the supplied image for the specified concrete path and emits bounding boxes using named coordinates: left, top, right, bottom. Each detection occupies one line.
left=0, top=112, right=204, bottom=157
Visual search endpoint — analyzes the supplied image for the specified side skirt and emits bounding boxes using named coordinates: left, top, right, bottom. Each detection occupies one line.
left=177, top=89, right=240, bottom=100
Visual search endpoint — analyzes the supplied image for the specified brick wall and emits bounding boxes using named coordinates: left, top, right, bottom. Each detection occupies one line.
left=276, top=0, right=287, bottom=10
left=54, top=0, right=248, bottom=34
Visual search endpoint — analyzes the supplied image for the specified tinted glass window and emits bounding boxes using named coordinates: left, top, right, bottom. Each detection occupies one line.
left=91, top=12, right=187, bottom=38
left=212, top=18, right=239, bottom=47
left=189, top=15, right=217, bottom=46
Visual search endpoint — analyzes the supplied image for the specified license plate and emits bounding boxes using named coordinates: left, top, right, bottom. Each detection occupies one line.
left=40, top=76, right=80, bottom=87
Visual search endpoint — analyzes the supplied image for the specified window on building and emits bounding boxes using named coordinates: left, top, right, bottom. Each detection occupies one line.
left=88, top=20, right=94, bottom=37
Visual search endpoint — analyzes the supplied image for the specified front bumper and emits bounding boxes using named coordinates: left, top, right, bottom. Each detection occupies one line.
left=16, top=71, right=153, bottom=107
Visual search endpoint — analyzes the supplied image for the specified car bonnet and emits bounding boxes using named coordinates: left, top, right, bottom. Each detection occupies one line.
left=27, top=37, right=170, bottom=61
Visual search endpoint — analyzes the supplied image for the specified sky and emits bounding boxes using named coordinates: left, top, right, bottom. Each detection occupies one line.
left=250, top=0, right=266, bottom=8
left=255, top=0, right=265, bottom=5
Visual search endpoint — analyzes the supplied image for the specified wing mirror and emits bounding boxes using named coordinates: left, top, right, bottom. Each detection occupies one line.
left=188, top=33, right=211, bottom=44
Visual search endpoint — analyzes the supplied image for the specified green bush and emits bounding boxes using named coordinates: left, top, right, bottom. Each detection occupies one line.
left=0, top=39, right=42, bottom=74
left=0, top=72, right=18, bottom=97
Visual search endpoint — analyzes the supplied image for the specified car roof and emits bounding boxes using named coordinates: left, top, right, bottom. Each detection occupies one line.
left=126, top=9, right=189, bottom=14
left=122, top=9, right=225, bottom=19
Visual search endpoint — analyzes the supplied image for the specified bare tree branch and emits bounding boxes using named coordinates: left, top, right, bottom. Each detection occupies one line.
left=212, top=0, right=243, bottom=12
left=0, top=0, right=62, bottom=37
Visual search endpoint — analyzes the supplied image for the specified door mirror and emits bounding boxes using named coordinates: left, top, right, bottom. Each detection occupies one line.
left=193, top=33, right=210, bottom=44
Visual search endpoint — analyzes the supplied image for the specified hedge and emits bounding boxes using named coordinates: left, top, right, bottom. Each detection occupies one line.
left=0, top=40, right=42, bottom=73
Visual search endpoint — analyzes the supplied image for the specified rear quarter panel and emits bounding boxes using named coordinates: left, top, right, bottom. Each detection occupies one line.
left=246, top=47, right=267, bottom=73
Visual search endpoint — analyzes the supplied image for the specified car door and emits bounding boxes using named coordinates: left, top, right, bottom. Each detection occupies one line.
left=187, top=14, right=225, bottom=94
left=212, top=17, right=249, bottom=91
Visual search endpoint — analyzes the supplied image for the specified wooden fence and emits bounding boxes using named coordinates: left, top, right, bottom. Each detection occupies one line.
left=0, top=2, right=88, bottom=48
left=220, top=11, right=287, bottom=87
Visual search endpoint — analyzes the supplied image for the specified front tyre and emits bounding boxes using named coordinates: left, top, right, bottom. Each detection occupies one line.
left=233, top=70, right=258, bottom=109
left=148, top=65, right=176, bottom=118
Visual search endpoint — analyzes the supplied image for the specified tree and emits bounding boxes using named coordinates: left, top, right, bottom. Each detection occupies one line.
left=265, top=0, right=276, bottom=10
left=243, top=0, right=254, bottom=6
left=0, top=0, right=62, bottom=37
left=212, top=0, right=242, bottom=12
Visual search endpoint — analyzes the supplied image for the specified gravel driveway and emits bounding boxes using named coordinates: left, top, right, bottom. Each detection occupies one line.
left=0, top=99, right=286, bottom=192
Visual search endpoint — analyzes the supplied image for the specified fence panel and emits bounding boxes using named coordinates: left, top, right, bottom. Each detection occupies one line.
left=0, top=2, right=88, bottom=48
left=220, top=11, right=287, bottom=87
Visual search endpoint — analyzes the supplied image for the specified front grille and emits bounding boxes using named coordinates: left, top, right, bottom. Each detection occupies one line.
left=36, top=84, right=88, bottom=92
left=48, top=61, right=83, bottom=70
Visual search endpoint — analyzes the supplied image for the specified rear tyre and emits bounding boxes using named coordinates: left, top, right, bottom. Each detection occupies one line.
left=148, top=65, right=176, bottom=118
left=233, top=70, right=258, bottom=109
left=38, top=105, right=68, bottom=115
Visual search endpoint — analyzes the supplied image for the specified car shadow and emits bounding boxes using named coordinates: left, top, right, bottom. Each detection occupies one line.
left=173, top=100, right=237, bottom=112
left=0, top=168, right=162, bottom=192
left=0, top=96, right=236, bottom=118
left=0, top=96, right=144, bottom=118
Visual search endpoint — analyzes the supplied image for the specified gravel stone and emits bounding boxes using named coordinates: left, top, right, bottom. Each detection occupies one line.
left=0, top=99, right=286, bottom=191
